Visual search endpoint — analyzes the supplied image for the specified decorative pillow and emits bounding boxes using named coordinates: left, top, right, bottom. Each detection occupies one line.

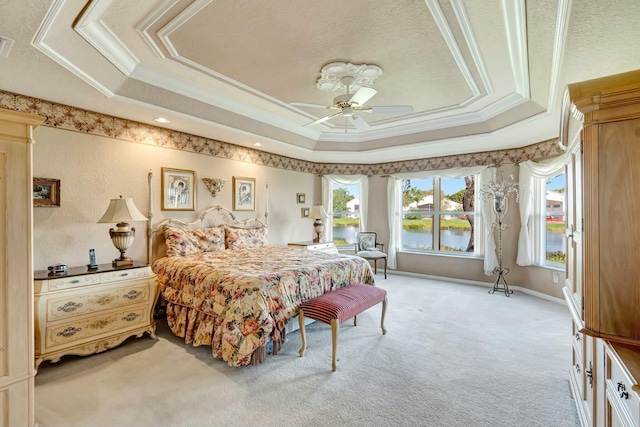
left=164, top=226, right=225, bottom=257
left=224, top=226, right=268, bottom=250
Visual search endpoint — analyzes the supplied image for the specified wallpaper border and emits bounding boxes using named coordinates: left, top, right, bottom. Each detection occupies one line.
left=0, top=90, right=564, bottom=175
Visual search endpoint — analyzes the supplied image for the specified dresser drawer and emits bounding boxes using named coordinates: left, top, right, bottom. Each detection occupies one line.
left=288, top=241, right=338, bottom=254
left=606, top=344, right=640, bottom=427
left=100, top=266, right=151, bottom=284
left=45, top=306, right=149, bottom=349
left=573, top=321, right=584, bottom=361
left=44, top=280, right=151, bottom=322
left=35, top=274, right=102, bottom=293
left=572, top=345, right=585, bottom=398
left=307, top=242, right=334, bottom=251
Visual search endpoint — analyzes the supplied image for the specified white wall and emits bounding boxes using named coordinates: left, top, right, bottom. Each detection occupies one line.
left=32, top=126, right=318, bottom=270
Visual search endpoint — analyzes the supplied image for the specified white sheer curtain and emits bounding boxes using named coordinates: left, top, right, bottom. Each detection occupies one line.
left=386, top=178, right=402, bottom=269
left=386, top=166, right=488, bottom=270
left=321, top=175, right=368, bottom=242
left=516, top=155, right=566, bottom=265
left=480, top=168, right=498, bottom=275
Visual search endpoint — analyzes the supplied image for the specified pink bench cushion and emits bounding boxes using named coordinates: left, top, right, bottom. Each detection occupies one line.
left=300, top=284, right=387, bottom=324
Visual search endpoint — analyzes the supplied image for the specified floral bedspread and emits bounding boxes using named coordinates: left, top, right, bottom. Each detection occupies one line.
left=152, top=247, right=374, bottom=366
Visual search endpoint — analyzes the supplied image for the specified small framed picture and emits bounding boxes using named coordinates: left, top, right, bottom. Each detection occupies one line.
left=301, top=207, right=310, bottom=218
left=33, top=178, right=61, bottom=207
left=297, top=193, right=306, bottom=204
left=161, top=167, right=196, bottom=211
left=233, top=176, right=256, bottom=211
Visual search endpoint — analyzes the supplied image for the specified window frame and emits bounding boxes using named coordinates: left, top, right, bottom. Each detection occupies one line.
left=330, top=181, right=362, bottom=248
left=322, top=175, right=368, bottom=248
left=398, top=175, right=482, bottom=257
left=535, top=172, right=567, bottom=269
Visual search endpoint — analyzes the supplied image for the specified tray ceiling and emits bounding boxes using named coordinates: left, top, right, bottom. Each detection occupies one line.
left=1, top=0, right=639, bottom=163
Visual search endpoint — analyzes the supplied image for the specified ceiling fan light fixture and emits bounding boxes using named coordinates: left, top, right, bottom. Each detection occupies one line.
left=293, top=61, right=414, bottom=130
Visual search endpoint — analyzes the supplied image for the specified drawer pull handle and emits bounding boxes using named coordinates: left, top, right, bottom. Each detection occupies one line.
left=575, top=333, right=581, bottom=342
left=617, top=382, right=629, bottom=399
left=122, top=313, right=141, bottom=322
left=586, top=362, right=593, bottom=387
left=57, top=326, right=82, bottom=337
left=120, top=273, right=129, bottom=277
left=71, top=280, right=80, bottom=284
left=123, top=290, right=143, bottom=300
left=57, top=301, right=83, bottom=312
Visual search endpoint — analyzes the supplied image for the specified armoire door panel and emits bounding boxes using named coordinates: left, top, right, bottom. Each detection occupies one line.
left=598, top=119, right=640, bottom=340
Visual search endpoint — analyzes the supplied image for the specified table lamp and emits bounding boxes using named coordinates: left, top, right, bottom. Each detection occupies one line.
left=97, top=196, right=148, bottom=266
left=308, top=205, right=329, bottom=243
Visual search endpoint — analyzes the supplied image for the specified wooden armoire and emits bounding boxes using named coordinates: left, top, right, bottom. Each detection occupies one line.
left=563, top=70, right=640, bottom=427
left=0, top=109, right=43, bottom=427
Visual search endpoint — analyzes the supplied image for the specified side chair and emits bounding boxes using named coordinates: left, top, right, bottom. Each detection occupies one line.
left=354, top=231, right=387, bottom=279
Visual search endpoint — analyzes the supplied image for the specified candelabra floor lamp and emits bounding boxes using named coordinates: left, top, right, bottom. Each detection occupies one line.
left=481, top=172, right=519, bottom=297
left=491, top=212, right=511, bottom=296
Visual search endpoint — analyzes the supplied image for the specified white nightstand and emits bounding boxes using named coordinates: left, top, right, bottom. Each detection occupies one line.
left=288, top=240, right=338, bottom=254
left=33, top=262, right=159, bottom=370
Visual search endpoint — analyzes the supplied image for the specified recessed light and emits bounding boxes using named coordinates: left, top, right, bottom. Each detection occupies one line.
left=154, top=117, right=170, bottom=123
left=254, top=142, right=262, bottom=147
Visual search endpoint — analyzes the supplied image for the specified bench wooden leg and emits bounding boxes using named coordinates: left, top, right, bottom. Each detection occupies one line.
left=381, top=296, right=387, bottom=335
left=298, top=310, right=306, bottom=357
left=331, top=318, right=339, bottom=371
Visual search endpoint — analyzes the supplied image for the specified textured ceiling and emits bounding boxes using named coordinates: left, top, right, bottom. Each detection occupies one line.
left=1, top=0, right=639, bottom=163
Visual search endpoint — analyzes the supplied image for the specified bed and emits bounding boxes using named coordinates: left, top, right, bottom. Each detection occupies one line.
left=150, top=205, right=374, bottom=366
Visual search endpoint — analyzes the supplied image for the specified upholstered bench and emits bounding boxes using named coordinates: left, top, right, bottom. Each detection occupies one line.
left=298, top=283, right=387, bottom=371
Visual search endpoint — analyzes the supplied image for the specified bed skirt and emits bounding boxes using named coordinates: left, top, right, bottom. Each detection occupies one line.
left=164, top=301, right=287, bottom=366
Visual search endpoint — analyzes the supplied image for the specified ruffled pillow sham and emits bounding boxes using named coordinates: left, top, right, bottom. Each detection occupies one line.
left=224, top=226, right=268, bottom=250
left=164, top=226, right=225, bottom=257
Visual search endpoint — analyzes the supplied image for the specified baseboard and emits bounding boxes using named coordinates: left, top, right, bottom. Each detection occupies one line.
left=385, top=270, right=567, bottom=306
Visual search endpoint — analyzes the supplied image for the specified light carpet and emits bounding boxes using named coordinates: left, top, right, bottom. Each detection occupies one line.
left=35, top=274, right=580, bottom=427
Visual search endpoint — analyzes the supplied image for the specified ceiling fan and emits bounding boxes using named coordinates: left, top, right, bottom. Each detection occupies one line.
left=292, top=76, right=413, bottom=130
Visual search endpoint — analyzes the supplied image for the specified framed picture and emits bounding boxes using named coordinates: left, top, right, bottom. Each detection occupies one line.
left=301, top=207, right=310, bottom=218
left=161, top=167, right=196, bottom=211
left=33, top=178, right=60, bottom=207
left=232, top=176, right=256, bottom=211
left=297, top=193, right=306, bottom=204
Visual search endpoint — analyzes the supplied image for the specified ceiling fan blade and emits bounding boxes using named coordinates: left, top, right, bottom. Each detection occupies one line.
left=361, top=106, right=414, bottom=114
left=305, top=111, right=343, bottom=127
left=291, top=102, right=338, bottom=110
left=349, top=86, right=377, bottom=106
left=350, top=115, right=370, bottom=130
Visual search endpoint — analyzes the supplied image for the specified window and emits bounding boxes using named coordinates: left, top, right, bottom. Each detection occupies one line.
left=543, top=173, right=566, bottom=266
left=400, top=176, right=477, bottom=254
left=331, top=183, right=361, bottom=247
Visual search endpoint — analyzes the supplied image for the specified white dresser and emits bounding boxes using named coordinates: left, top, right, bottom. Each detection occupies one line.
left=34, top=262, right=159, bottom=370
left=288, top=240, right=338, bottom=254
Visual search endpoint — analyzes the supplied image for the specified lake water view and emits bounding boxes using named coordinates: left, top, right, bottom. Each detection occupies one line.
left=333, top=226, right=566, bottom=254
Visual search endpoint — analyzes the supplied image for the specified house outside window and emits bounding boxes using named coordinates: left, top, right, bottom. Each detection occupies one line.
left=401, top=176, right=477, bottom=254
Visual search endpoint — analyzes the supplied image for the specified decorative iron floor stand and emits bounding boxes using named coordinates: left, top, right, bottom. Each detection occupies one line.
left=489, top=216, right=513, bottom=297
